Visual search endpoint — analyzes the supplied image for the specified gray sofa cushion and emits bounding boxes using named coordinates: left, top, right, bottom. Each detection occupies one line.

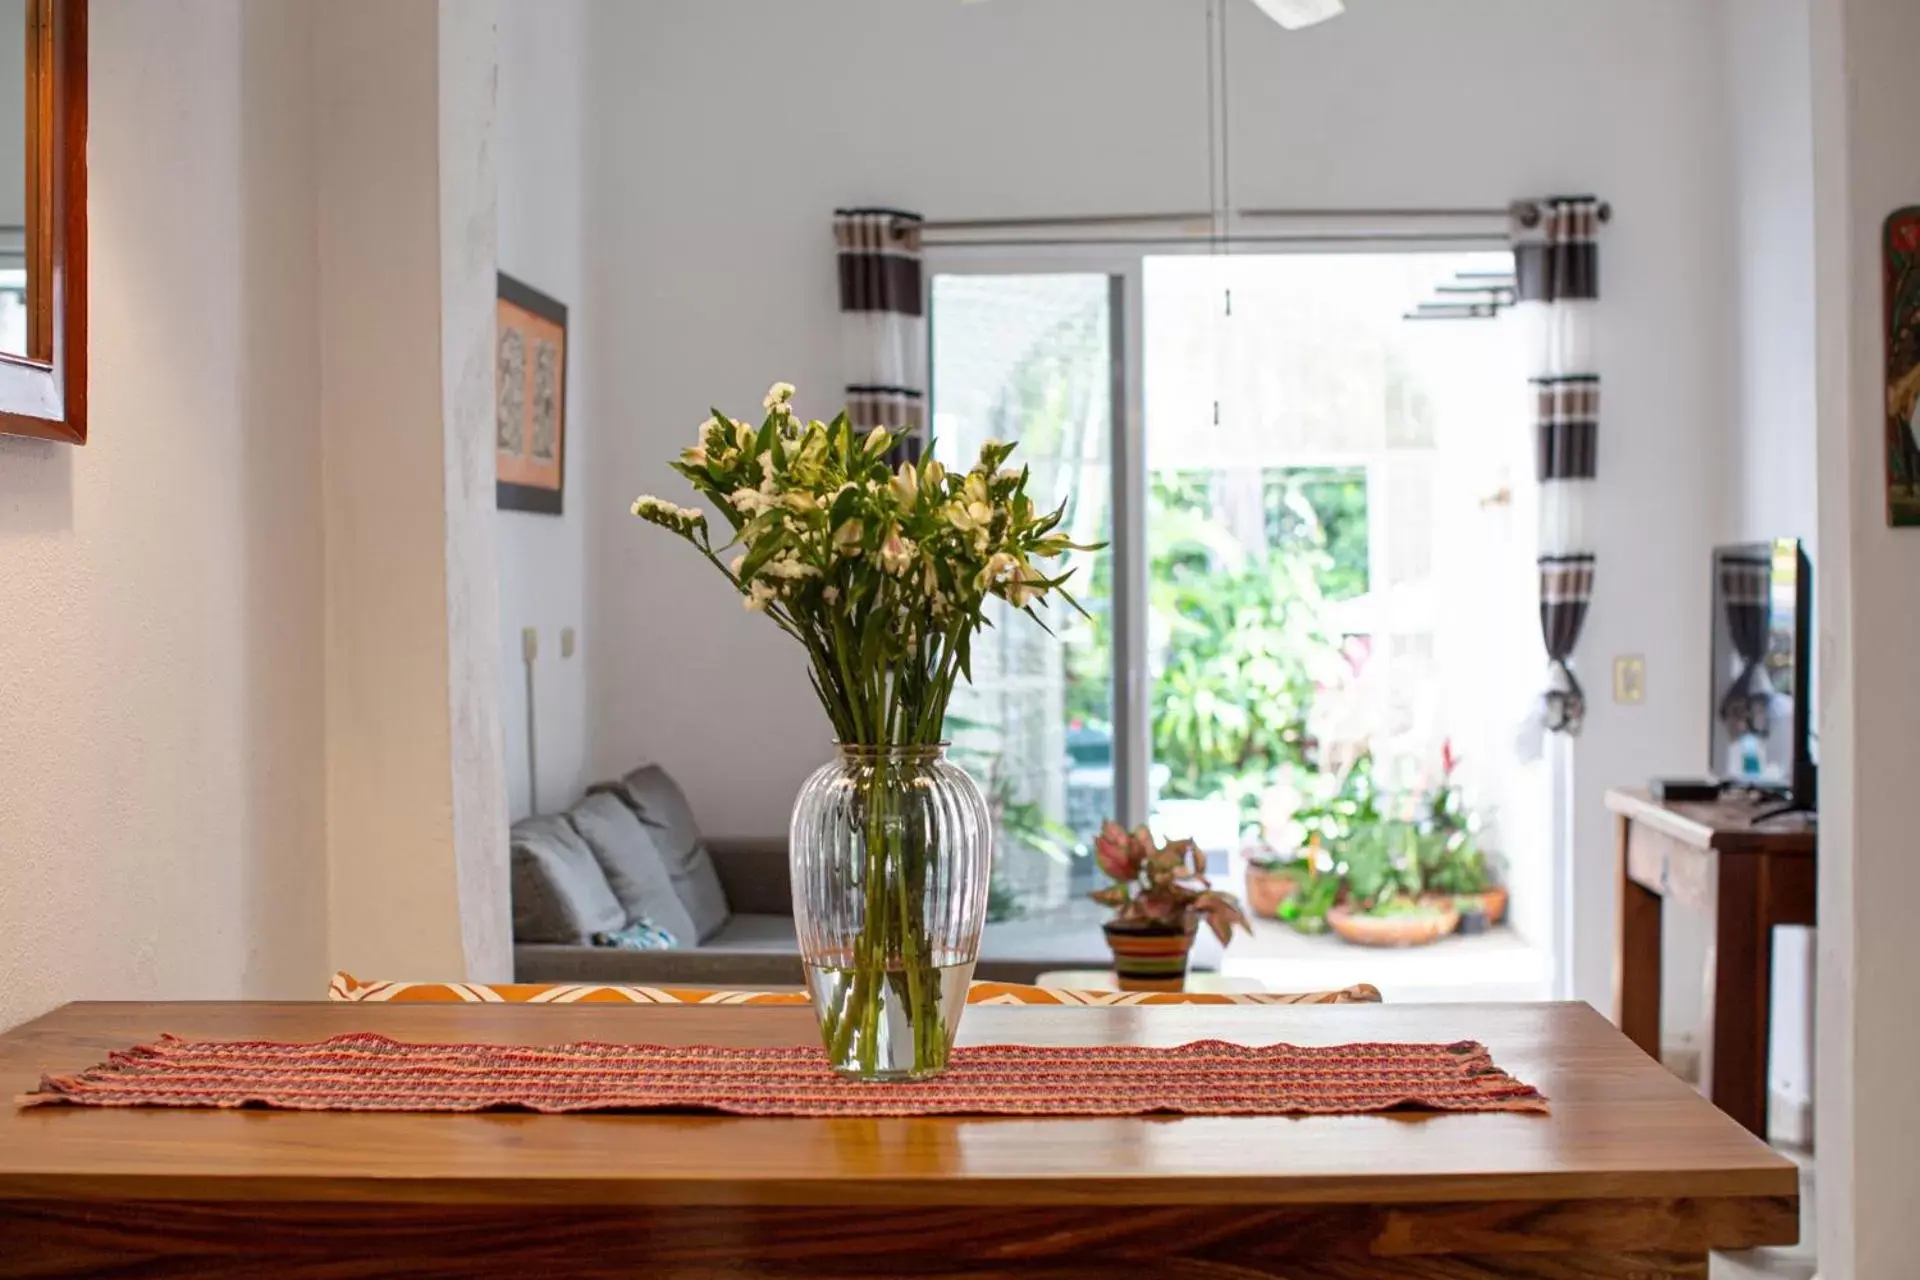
left=704, top=913, right=799, bottom=953
left=510, top=815, right=626, bottom=945
left=566, top=792, right=700, bottom=945
left=516, top=942, right=804, bottom=988
left=596, top=766, right=730, bottom=942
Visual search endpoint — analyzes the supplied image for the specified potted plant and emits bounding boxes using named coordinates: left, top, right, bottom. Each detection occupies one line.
left=1243, top=842, right=1313, bottom=918
left=1090, top=822, right=1250, bottom=991
left=1276, top=854, right=1342, bottom=934
left=1416, top=740, right=1506, bottom=925
left=1326, top=816, right=1459, bottom=947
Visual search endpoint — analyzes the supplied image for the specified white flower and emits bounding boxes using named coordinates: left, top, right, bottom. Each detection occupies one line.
left=630, top=496, right=705, bottom=532
left=964, top=473, right=990, bottom=506
left=680, top=445, right=708, bottom=468
left=822, top=586, right=840, bottom=603
left=759, top=454, right=776, bottom=483
left=1005, top=561, right=1047, bottom=609
left=729, top=553, right=747, bottom=578
left=975, top=552, right=1016, bottom=592
left=762, top=555, right=820, bottom=581
left=890, top=462, right=918, bottom=508
left=879, top=527, right=915, bottom=575
left=864, top=426, right=892, bottom=455
left=731, top=487, right=771, bottom=515
left=743, top=581, right=779, bottom=612
left=924, top=459, right=946, bottom=489
left=734, top=420, right=755, bottom=449
left=764, top=381, right=796, bottom=412
left=832, top=519, right=865, bottom=557
left=782, top=491, right=819, bottom=514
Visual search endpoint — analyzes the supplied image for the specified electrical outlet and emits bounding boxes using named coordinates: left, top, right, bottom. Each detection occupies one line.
left=1613, top=654, right=1646, bottom=705
left=521, top=627, right=539, bottom=663
left=560, top=626, right=576, bottom=659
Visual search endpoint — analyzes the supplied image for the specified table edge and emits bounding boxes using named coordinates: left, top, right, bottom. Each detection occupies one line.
left=0, top=1167, right=1802, bottom=1209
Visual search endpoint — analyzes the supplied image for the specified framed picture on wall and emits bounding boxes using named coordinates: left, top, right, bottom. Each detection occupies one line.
left=1883, top=207, right=1920, bottom=526
left=496, top=273, right=568, bottom=515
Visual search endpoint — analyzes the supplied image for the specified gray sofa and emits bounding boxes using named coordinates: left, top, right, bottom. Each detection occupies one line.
left=511, top=765, right=1221, bottom=987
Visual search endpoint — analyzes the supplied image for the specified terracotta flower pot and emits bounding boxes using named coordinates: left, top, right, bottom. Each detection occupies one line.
left=1327, top=904, right=1459, bottom=948
left=1244, top=863, right=1306, bottom=919
left=1419, top=887, right=1509, bottom=928
left=1102, top=920, right=1197, bottom=992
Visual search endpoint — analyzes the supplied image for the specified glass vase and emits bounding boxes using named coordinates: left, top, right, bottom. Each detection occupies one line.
left=790, top=744, right=991, bottom=1081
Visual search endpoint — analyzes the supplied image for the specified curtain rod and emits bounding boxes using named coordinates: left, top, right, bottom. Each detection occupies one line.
left=914, top=201, right=1609, bottom=236
left=922, top=231, right=1511, bottom=250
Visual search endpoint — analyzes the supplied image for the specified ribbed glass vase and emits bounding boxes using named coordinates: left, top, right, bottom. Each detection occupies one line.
left=790, top=744, right=991, bottom=1081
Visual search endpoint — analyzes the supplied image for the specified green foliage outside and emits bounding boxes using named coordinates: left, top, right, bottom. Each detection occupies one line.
left=1264, top=751, right=1493, bottom=927
left=1065, top=466, right=1366, bottom=823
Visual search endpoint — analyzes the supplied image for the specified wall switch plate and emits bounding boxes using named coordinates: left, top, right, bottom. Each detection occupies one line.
left=560, top=627, right=576, bottom=659
left=521, top=627, right=539, bottom=663
left=1613, top=654, right=1646, bottom=704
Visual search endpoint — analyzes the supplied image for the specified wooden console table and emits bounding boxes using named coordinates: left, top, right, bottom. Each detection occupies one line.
left=1606, top=787, right=1817, bottom=1138
left=0, top=1000, right=1797, bottom=1277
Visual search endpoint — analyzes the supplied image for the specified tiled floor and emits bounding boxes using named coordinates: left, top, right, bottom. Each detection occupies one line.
left=1222, top=916, right=1553, bottom=1002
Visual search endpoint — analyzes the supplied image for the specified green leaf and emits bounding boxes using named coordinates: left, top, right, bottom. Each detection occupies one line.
left=737, top=522, right=788, bottom=583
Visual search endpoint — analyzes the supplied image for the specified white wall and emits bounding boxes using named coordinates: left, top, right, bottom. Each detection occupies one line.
left=316, top=0, right=511, bottom=984
left=497, top=0, right=590, bottom=820
left=588, top=0, right=1734, bottom=1019
left=1720, top=0, right=1819, bottom=1134
left=1811, top=0, right=1920, bottom=1269
left=0, top=0, right=327, bottom=1029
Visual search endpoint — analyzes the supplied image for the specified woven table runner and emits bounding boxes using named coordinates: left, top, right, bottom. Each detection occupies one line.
left=19, top=1033, right=1545, bottom=1117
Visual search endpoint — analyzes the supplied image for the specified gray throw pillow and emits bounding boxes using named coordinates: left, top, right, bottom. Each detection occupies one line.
left=598, top=765, right=731, bottom=942
left=510, top=815, right=626, bottom=945
left=566, top=792, right=700, bottom=946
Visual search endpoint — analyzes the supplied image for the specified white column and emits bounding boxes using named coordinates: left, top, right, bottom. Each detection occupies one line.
left=315, top=0, right=511, bottom=983
left=1811, top=0, right=1920, bottom=1272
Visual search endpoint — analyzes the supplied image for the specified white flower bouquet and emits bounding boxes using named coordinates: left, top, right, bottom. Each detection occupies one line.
left=631, top=383, right=1094, bottom=1077
left=632, top=382, right=1090, bottom=746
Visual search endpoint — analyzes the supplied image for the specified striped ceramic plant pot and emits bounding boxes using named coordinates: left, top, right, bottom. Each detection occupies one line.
left=1102, top=921, right=1197, bottom=992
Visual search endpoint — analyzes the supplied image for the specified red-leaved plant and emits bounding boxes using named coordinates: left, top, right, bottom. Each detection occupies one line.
left=1088, top=821, right=1252, bottom=945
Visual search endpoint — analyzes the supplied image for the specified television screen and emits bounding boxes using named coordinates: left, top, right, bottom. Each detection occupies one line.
left=1708, top=539, right=1806, bottom=786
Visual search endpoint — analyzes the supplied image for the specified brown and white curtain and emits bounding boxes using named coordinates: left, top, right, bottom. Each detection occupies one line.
left=1717, top=553, right=1774, bottom=741
left=1512, top=196, right=1606, bottom=735
left=834, top=208, right=926, bottom=461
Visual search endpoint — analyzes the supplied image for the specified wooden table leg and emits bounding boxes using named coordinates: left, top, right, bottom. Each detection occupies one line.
left=1703, top=855, right=1772, bottom=1138
left=1614, top=815, right=1663, bottom=1060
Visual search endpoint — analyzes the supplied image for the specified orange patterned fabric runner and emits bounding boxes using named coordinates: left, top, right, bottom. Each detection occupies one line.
left=20, top=1033, right=1545, bottom=1117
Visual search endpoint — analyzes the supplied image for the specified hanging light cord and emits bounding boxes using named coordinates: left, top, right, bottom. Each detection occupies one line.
left=1220, top=0, right=1231, bottom=256
left=1205, top=0, right=1220, bottom=252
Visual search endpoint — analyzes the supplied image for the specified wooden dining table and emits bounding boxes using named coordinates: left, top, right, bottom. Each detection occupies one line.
left=0, top=999, right=1797, bottom=1278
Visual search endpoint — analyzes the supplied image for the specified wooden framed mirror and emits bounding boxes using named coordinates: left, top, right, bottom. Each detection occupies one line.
left=0, top=0, right=83, bottom=443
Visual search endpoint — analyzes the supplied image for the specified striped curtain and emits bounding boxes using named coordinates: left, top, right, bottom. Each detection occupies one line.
left=1512, top=196, right=1606, bottom=735
left=833, top=208, right=926, bottom=461
left=1717, top=552, right=1774, bottom=741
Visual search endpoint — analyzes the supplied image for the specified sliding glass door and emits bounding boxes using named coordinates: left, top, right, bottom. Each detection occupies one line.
left=929, top=247, right=1538, bottom=932
left=930, top=273, right=1118, bottom=916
